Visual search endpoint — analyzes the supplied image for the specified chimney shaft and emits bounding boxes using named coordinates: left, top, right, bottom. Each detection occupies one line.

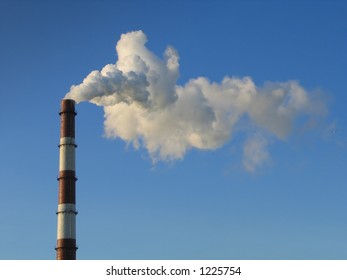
left=56, top=99, right=77, bottom=260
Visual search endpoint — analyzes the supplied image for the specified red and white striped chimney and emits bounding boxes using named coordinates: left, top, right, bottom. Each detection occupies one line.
left=56, top=99, right=77, bottom=260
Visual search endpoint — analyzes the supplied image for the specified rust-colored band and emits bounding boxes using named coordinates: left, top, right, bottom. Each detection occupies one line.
left=56, top=238, right=77, bottom=260
left=58, top=171, right=76, bottom=204
left=58, top=170, right=76, bottom=179
left=60, top=99, right=76, bottom=138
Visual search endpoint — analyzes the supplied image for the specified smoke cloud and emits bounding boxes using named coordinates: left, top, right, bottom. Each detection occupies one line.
left=65, top=30, right=325, bottom=171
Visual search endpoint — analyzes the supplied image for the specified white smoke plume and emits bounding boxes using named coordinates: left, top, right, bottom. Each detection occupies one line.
left=65, top=30, right=325, bottom=170
left=243, top=134, right=269, bottom=173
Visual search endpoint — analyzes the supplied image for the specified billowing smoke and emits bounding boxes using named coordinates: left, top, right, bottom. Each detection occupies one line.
left=65, top=30, right=325, bottom=171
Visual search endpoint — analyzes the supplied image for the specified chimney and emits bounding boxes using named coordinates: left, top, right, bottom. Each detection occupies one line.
left=56, top=99, right=77, bottom=260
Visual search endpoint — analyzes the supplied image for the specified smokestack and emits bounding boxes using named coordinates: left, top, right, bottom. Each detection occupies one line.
left=56, top=99, right=77, bottom=260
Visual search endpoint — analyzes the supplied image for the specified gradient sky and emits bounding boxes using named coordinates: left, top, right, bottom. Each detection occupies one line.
left=0, top=0, right=346, bottom=260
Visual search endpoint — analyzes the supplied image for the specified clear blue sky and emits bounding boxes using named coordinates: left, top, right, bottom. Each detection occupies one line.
left=0, top=0, right=346, bottom=260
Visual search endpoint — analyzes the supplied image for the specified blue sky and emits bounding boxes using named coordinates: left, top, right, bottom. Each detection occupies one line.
left=0, top=0, right=346, bottom=260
